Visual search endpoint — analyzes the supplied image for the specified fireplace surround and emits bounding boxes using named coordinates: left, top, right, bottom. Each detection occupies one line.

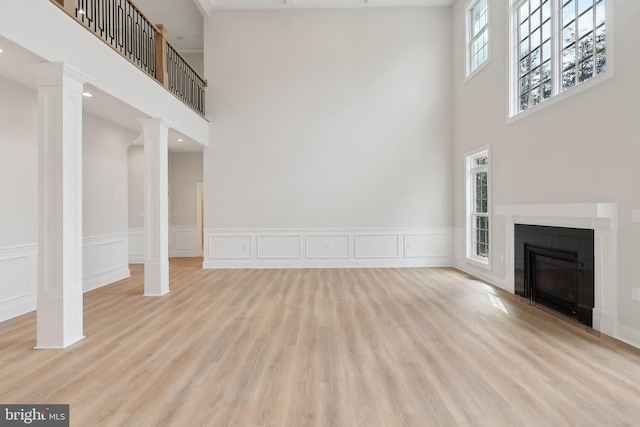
left=514, top=224, right=594, bottom=327
left=495, top=203, right=617, bottom=334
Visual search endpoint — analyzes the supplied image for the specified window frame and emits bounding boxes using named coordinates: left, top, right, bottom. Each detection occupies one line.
left=465, top=146, right=491, bottom=269
left=508, top=0, right=614, bottom=120
left=466, top=0, right=491, bottom=80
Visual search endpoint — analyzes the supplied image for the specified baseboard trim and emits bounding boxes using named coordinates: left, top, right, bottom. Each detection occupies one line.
left=170, top=249, right=202, bottom=258
left=129, top=255, right=145, bottom=264
left=83, top=267, right=130, bottom=292
left=453, top=259, right=508, bottom=291
left=615, top=324, right=640, bottom=350
left=0, top=297, right=37, bottom=323
left=203, top=257, right=453, bottom=269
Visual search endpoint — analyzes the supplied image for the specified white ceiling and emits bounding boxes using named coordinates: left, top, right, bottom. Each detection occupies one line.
left=196, top=0, right=455, bottom=14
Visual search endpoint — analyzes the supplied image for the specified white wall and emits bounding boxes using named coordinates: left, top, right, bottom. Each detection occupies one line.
left=0, top=77, right=133, bottom=321
left=0, top=77, right=38, bottom=321
left=128, top=146, right=145, bottom=263
left=82, top=112, right=135, bottom=291
left=203, top=8, right=453, bottom=268
left=0, top=77, right=38, bottom=247
left=128, top=146, right=145, bottom=230
left=181, top=52, right=205, bottom=77
left=452, top=0, right=640, bottom=346
left=83, top=113, right=134, bottom=236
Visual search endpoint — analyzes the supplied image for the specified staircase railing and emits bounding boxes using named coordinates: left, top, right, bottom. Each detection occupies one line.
left=51, top=0, right=207, bottom=118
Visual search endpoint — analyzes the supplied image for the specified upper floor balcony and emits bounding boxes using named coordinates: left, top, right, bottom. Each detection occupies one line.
left=0, top=0, right=208, bottom=149
left=52, top=0, right=207, bottom=118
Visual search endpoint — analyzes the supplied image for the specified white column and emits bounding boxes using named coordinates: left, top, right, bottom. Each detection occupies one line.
left=140, top=118, right=170, bottom=296
left=30, top=63, right=89, bottom=349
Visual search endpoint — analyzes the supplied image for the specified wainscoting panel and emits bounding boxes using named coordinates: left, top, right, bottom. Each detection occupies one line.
left=453, top=227, right=465, bottom=263
left=0, top=234, right=130, bottom=322
left=131, top=227, right=203, bottom=261
left=83, top=233, right=130, bottom=292
left=0, top=256, right=29, bottom=303
left=355, top=234, right=399, bottom=259
left=175, top=230, right=195, bottom=251
left=203, top=228, right=453, bottom=268
left=209, top=235, right=252, bottom=259
left=170, top=225, right=201, bottom=258
left=128, top=228, right=145, bottom=264
left=404, top=234, right=451, bottom=258
left=0, top=244, right=37, bottom=322
left=257, top=235, right=301, bottom=259
left=306, top=235, right=350, bottom=259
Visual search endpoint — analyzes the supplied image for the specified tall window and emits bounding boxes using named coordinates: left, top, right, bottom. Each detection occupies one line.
left=468, top=0, right=490, bottom=76
left=560, top=0, right=607, bottom=90
left=466, top=148, right=490, bottom=265
left=513, top=0, right=607, bottom=115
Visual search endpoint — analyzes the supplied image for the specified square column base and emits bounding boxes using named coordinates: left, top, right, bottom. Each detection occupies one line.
left=35, top=292, right=84, bottom=349
left=144, top=261, right=170, bottom=296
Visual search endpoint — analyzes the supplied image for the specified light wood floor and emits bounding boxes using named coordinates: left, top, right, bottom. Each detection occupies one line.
left=1, top=259, right=640, bottom=426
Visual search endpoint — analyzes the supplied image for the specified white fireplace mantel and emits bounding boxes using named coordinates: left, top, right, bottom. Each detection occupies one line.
left=495, top=203, right=618, bottom=230
left=495, top=202, right=618, bottom=335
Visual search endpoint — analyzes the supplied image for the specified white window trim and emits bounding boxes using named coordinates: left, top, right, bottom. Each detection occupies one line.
left=507, top=0, right=615, bottom=122
left=465, top=145, right=491, bottom=270
left=466, top=0, right=491, bottom=81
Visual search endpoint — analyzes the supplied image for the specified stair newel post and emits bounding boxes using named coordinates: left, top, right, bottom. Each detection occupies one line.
left=155, top=24, right=169, bottom=88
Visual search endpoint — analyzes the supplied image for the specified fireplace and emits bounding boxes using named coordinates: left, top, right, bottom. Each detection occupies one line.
left=495, top=202, right=617, bottom=334
left=515, top=224, right=594, bottom=327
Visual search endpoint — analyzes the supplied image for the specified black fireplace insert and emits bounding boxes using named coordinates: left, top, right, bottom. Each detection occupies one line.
left=514, top=224, right=594, bottom=327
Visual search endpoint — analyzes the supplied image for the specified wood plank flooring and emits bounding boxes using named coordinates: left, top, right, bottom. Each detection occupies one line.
left=1, top=258, right=640, bottom=426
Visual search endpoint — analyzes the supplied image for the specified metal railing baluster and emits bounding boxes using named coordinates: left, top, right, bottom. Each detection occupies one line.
left=52, top=0, right=206, bottom=117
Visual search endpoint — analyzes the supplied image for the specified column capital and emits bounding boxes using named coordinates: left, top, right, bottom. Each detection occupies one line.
left=139, top=118, right=172, bottom=133
left=29, top=62, right=92, bottom=89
